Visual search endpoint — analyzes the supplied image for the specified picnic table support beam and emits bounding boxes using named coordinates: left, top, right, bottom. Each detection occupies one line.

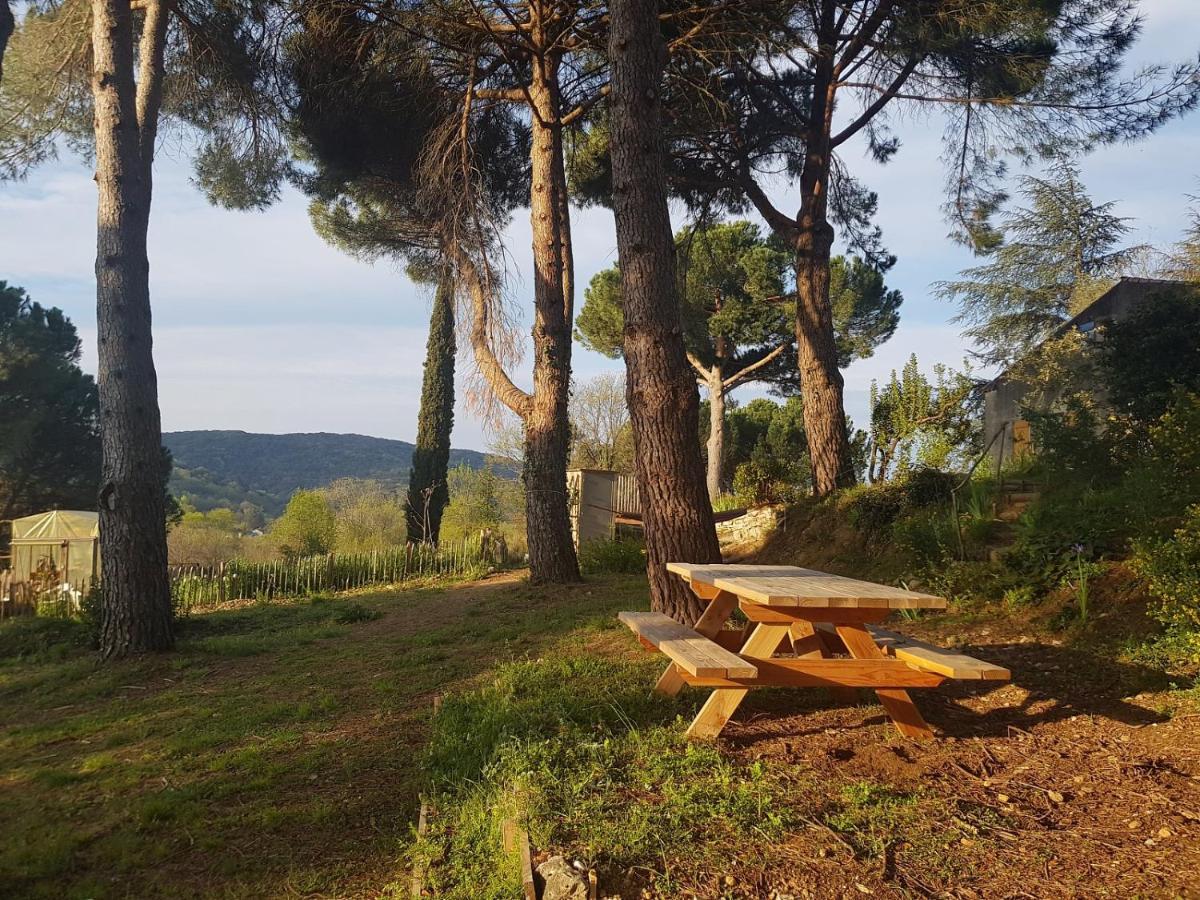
left=679, top=658, right=946, bottom=689
left=789, top=619, right=858, bottom=705
left=685, top=623, right=790, bottom=740
left=654, top=587, right=737, bottom=696
left=836, top=623, right=934, bottom=740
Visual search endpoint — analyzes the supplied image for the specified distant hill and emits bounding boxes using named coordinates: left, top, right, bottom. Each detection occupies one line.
left=164, top=430, right=498, bottom=516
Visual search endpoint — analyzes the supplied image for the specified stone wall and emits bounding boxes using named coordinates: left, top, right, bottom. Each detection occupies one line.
left=716, top=505, right=782, bottom=559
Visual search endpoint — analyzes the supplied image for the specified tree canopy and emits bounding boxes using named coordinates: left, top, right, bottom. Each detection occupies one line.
left=868, top=355, right=977, bottom=482
left=939, top=159, right=1145, bottom=368
left=0, top=281, right=100, bottom=521
left=1100, top=286, right=1200, bottom=425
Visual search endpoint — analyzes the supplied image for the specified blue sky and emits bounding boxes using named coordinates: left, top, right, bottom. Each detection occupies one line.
left=1, top=0, right=1196, bottom=453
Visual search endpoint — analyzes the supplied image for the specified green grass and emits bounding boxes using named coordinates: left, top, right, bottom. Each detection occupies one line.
left=416, top=653, right=799, bottom=898
left=0, top=573, right=648, bottom=899
left=8, top=563, right=1190, bottom=898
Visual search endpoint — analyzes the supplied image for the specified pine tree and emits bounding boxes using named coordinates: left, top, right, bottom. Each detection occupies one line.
left=579, top=222, right=900, bottom=497
left=2, top=1, right=285, bottom=656
left=1166, top=199, right=1200, bottom=283
left=0, top=2, right=13, bottom=83
left=406, top=275, right=456, bottom=544
left=938, top=160, right=1144, bottom=368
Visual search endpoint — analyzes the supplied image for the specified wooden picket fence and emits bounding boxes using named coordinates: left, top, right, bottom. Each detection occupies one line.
left=0, top=568, right=87, bottom=620
left=169, top=535, right=503, bottom=611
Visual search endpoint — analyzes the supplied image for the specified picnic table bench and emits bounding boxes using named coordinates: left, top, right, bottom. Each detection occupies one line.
left=620, top=564, right=1009, bottom=740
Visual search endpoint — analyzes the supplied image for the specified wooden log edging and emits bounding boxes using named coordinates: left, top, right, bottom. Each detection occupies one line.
left=410, top=695, right=443, bottom=899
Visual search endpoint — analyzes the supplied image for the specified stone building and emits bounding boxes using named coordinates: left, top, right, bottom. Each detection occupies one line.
left=982, top=277, right=1190, bottom=465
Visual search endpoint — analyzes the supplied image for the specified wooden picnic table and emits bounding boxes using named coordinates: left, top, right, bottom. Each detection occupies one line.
left=620, top=563, right=1009, bottom=741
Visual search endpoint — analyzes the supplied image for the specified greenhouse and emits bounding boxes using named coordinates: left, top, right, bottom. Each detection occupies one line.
left=9, top=509, right=100, bottom=595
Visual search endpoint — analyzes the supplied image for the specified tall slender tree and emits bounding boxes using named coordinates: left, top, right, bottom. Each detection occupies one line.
left=2, top=1, right=285, bottom=656
left=609, top=0, right=720, bottom=624
left=386, top=0, right=775, bottom=583
left=284, top=3, right=525, bottom=546
left=407, top=275, right=457, bottom=544
left=89, top=0, right=174, bottom=654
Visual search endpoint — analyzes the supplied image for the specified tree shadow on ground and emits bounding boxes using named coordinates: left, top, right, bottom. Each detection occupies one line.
left=714, top=639, right=1173, bottom=746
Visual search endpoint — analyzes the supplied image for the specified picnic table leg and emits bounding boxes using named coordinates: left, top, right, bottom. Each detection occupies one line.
left=835, top=623, right=934, bottom=740
left=685, top=623, right=790, bottom=740
left=654, top=589, right=738, bottom=697
left=789, top=621, right=858, bottom=706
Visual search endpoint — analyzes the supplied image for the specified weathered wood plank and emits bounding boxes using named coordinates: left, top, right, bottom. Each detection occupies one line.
left=620, top=611, right=757, bottom=678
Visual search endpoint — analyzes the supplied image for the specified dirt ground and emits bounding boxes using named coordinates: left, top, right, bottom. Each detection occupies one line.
left=675, top=617, right=1200, bottom=899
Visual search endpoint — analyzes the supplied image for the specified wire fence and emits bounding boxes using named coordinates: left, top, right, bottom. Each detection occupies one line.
left=1, top=533, right=511, bottom=620
left=170, top=535, right=507, bottom=611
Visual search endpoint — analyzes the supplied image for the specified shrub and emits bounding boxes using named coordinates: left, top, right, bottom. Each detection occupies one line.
left=1025, top=397, right=1123, bottom=486
left=1131, top=505, right=1200, bottom=630
left=902, top=467, right=957, bottom=508
left=841, top=481, right=905, bottom=539
left=891, top=509, right=955, bottom=566
left=577, top=539, right=645, bottom=575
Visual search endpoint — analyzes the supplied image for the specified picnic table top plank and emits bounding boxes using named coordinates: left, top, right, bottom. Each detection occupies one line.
left=666, top=562, right=947, bottom=609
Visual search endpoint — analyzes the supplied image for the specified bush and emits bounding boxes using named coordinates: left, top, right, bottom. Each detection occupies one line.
left=577, top=539, right=645, bottom=575
left=891, top=509, right=956, bottom=566
left=1026, top=398, right=1124, bottom=486
left=841, top=481, right=906, bottom=539
left=1131, top=505, right=1200, bottom=630
left=902, top=468, right=957, bottom=508
left=842, top=468, right=958, bottom=542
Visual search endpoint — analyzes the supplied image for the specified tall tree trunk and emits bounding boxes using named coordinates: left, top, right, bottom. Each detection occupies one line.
left=794, top=6, right=854, bottom=497
left=91, top=0, right=173, bottom=656
left=406, top=270, right=456, bottom=544
left=705, top=373, right=725, bottom=500
left=609, top=0, right=720, bottom=624
left=523, top=47, right=580, bottom=583
left=0, top=2, right=14, bottom=84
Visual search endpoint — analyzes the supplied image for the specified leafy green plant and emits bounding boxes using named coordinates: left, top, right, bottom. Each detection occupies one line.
left=1132, top=505, right=1200, bottom=630
left=841, top=481, right=906, bottom=539
left=825, top=781, right=923, bottom=860
left=1060, top=549, right=1104, bottom=624
left=577, top=539, right=645, bottom=575
left=892, top=509, right=956, bottom=567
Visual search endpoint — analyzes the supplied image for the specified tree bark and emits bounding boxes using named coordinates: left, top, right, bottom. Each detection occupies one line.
left=91, top=0, right=173, bottom=656
left=705, top=371, right=725, bottom=500
left=793, top=4, right=854, bottom=497
left=609, top=0, right=720, bottom=625
left=523, top=44, right=580, bottom=584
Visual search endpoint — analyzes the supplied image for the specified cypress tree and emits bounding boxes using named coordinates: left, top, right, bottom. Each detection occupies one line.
left=406, top=275, right=456, bottom=544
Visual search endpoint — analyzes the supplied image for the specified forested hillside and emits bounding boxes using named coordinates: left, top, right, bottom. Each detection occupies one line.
left=164, top=431, right=497, bottom=514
